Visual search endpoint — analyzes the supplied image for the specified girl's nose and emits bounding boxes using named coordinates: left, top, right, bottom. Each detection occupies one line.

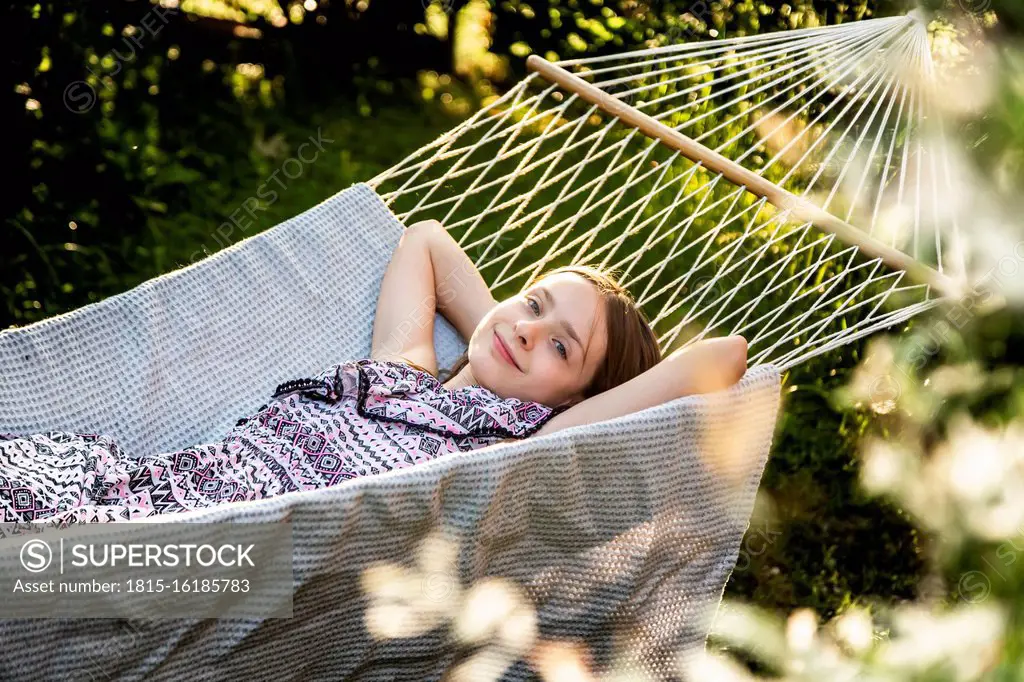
left=514, top=319, right=540, bottom=350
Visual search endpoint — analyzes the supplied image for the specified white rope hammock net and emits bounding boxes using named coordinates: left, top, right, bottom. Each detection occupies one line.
left=370, top=14, right=967, bottom=371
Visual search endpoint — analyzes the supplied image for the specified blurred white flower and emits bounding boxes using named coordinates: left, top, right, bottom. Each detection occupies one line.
left=971, top=222, right=1024, bottom=305
left=361, top=533, right=461, bottom=639
left=927, top=22, right=998, bottom=118
left=447, top=647, right=520, bottom=682
left=786, top=608, right=819, bottom=654
left=453, top=577, right=536, bottom=649
left=871, top=204, right=913, bottom=251
left=934, top=416, right=1024, bottom=540
left=878, top=604, right=1005, bottom=680
left=682, top=650, right=757, bottom=682
left=361, top=533, right=546, bottom=682
left=690, top=601, right=1002, bottom=682
left=708, top=600, right=788, bottom=671
left=927, top=363, right=986, bottom=397
left=831, top=606, right=874, bottom=656
left=532, top=640, right=599, bottom=682
left=838, top=337, right=902, bottom=413
left=447, top=578, right=538, bottom=682
left=860, top=439, right=915, bottom=496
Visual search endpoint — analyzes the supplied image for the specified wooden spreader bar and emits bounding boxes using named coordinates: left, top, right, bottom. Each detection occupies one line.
left=526, top=55, right=964, bottom=300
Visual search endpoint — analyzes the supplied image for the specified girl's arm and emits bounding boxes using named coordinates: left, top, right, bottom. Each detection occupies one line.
left=371, top=219, right=497, bottom=375
left=534, top=335, right=749, bottom=436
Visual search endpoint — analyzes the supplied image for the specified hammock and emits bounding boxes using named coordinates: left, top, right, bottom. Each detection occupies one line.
left=0, top=12, right=961, bottom=681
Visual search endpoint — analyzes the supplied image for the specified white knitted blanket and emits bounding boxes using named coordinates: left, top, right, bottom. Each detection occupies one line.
left=0, top=183, right=780, bottom=680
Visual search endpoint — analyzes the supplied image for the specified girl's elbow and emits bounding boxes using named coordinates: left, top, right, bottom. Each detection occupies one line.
left=725, top=334, right=749, bottom=383
left=667, top=335, right=748, bottom=396
left=399, top=220, right=436, bottom=248
left=406, top=219, right=444, bottom=239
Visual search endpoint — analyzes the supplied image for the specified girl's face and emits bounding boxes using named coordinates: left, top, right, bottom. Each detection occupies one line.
left=467, top=273, right=608, bottom=407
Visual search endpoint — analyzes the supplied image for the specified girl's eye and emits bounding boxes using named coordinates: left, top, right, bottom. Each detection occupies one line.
left=526, top=296, right=565, bottom=359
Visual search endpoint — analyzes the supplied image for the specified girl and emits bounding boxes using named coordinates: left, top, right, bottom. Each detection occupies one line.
left=377, top=220, right=749, bottom=436
left=0, top=220, right=747, bottom=526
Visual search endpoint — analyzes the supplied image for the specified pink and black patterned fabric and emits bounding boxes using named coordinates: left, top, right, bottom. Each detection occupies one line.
left=0, top=359, right=559, bottom=526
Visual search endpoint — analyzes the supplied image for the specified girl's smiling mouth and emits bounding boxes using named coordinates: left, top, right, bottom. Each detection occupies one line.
left=493, top=330, right=522, bottom=371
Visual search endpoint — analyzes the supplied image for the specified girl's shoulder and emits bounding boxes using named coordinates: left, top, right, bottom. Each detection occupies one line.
left=393, top=357, right=435, bottom=377
left=354, top=358, right=561, bottom=439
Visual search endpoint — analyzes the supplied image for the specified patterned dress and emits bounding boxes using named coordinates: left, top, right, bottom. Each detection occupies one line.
left=0, top=359, right=559, bottom=527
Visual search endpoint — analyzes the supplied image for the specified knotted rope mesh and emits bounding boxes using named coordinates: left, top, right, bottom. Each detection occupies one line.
left=371, top=14, right=966, bottom=371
